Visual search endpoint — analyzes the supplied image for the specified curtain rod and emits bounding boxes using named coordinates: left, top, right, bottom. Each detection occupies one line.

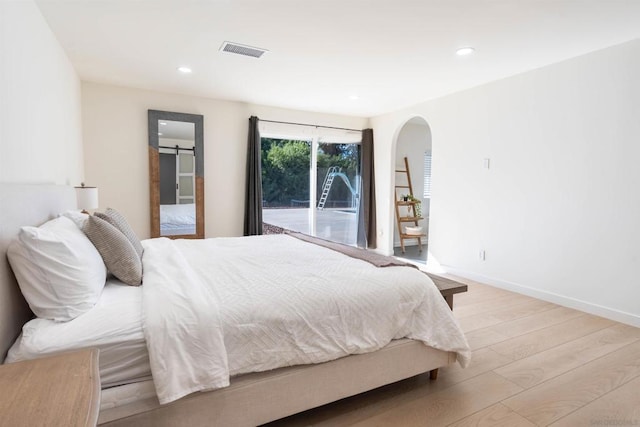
left=259, top=119, right=361, bottom=133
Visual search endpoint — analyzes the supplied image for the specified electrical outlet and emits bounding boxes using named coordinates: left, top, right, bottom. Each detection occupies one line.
left=479, top=250, right=486, bottom=261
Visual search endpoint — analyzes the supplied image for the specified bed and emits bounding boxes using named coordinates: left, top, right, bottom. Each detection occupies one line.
left=160, top=203, right=196, bottom=236
left=0, top=183, right=470, bottom=426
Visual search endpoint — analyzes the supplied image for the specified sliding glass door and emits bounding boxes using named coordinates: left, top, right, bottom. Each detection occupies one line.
left=314, top=142, right=360, bottom=245
left=261, top=136, right=361, bottom=245
left=261, top=138, right=311, bottom=234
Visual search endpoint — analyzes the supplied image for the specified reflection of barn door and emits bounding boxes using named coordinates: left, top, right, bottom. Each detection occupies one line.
left=159, top=153, right=177, bottom=204
left=177, top=152, right=195, bottom=204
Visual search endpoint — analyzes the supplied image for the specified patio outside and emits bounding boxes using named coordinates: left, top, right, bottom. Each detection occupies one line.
left=263, top=207, right=357, bottom=246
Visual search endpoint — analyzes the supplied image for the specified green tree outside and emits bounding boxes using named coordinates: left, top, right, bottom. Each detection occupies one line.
left=261, top=138, right=360, bottom=208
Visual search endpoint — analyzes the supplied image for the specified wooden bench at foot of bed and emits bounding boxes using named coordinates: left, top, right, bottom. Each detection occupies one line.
left=428, top=273, right=466, bottom=380
left=428, top=273, right=468, bottom=310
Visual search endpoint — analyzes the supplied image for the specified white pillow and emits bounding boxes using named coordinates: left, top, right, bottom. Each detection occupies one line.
left=7, top=215, right=107, bottom=321
left=61, top=210, right=90, bottom=229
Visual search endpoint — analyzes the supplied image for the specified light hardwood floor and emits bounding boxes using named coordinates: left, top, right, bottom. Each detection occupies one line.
left=266, top=277, right=640, bottom=426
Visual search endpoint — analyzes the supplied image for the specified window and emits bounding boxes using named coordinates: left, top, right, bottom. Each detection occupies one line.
left=423, top=151, right=432, bottom=199
left=260, top=126, right=362, bottom=246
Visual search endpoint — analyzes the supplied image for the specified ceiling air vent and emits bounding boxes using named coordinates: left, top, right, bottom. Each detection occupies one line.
left=220, top=41, right=268, bottom=58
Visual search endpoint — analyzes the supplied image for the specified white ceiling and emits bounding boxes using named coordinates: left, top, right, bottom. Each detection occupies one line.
left=36, top=0, right=640, bottom=117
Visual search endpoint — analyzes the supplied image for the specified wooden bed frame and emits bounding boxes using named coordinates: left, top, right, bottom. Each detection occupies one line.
left=0, top=183, right=460, bottom=427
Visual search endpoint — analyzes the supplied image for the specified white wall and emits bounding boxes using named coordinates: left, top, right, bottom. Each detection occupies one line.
left=82, top=82, right=368, bottom=239
left=371, top=39, right=640, bottom=326
left=0, top=0, right=82, bottom=185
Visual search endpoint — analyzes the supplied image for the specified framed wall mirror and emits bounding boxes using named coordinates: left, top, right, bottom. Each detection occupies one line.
left=148, top=110, right=204, bottom=239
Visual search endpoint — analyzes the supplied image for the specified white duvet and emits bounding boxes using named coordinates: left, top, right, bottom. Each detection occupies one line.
left=142, top=235, right=470, bottom=404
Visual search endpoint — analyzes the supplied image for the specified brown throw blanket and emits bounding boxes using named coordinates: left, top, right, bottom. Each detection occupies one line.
left=285, top=231, right=418, bottom=270
left=284, top=231, right=467, bottom=306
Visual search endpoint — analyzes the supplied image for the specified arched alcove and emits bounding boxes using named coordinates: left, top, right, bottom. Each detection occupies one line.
left=391, top=116, right=432, bottom=263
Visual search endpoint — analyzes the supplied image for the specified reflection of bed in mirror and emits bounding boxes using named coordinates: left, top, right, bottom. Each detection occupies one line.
left=160, top=203, right=196, bottom=235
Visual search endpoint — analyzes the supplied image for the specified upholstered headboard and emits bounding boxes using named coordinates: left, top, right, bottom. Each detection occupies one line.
left=0, top=184, right=76, bottom=360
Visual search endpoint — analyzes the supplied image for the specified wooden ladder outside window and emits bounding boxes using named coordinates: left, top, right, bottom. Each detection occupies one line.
left=394, top=157, right=426, bottom=254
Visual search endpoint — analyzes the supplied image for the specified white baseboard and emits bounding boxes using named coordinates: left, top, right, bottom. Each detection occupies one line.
left=442, top=265, right=640, bottom=328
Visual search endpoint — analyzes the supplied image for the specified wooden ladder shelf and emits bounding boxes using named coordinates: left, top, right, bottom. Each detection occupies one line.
left=395, top=156, right=426, bottom=254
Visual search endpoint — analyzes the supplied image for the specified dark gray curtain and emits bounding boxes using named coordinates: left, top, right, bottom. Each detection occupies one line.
left=244, top=116, right=263, bottom=235
left=357, top=128, right=377, bottom=248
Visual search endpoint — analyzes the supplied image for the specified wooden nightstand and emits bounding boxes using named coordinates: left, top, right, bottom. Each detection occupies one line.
left=0, top=348, right=100, bottom=427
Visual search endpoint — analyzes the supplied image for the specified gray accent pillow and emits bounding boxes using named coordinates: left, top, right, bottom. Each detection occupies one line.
left=95, top=208, right=143, bottom=259
left=84, top=215, right=142, bottom=286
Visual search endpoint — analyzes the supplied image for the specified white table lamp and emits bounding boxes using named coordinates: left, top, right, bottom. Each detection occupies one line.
left=75, top=183, right=99, bottom=214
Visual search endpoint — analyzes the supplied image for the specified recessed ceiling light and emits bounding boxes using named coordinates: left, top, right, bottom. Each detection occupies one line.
left=349, top=95, right=359, bottom=101
left=159, top=122, right=167, bottom=126
left=456, top=47, right=475, bottom=56
left=158, top=132, right=163, bottom=136
left=177, top=66, right=192, bottom=73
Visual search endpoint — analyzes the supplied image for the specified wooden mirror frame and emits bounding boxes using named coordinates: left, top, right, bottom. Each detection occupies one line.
left=148, top=110, right=204, bottom=239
